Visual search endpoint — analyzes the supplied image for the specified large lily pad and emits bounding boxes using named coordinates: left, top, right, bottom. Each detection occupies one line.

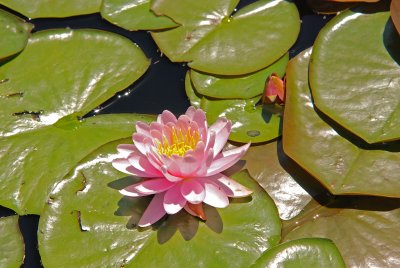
left=0, top=216, right=24, bottom=268
left=283, top=200, right=400, bottom=267
left=201, top=96, right=282, bottom=143
left=101, top=0, right=177, bottom=31
left=0, top=28, right=151, bottom=214
left=240, top=141, right=312, bottom=220
left=0, top=9, right=32, bottom=60
left=39, top=140, right=281, bottom=267
left=151, top=0, right=299, bottom=75
left=190, top=54, right=288, bottom=99
left=0, top=0, right=101, bottom=18
left=283, top=48, right=400, bottom=197
left=252, top=238, right=345, bottom=267
left=310, top=4, right=400, bottom=143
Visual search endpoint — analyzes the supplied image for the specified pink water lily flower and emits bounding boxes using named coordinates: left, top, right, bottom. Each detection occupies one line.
left=112, top=107, right=252, bottom=227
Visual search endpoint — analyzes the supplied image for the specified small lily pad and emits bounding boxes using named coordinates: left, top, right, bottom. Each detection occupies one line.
left=0, top=28, right=151, bottom=214
left=39, top=140, right=281, bottom=267
left=252, top=238, right=345, bottom=268
left=201, top=97, right=282, bottom=143
left=283, top=48, right=400, bottom=197
left=283, top=200, right=400, bottom=267
left=0, top=216, right=24, bottom=268
left=0, top=9, right=32, bottom=60
left=190, top=54, right=288, bottom=99
left=310, top=4, right=400, bottom=143
left=184, top=72, right=202, bottom=107
left=151, top=0, right=299, bottom=75
left=101, top=0, right=177, bottom=31
left=0, top=0, right=101, bottom=18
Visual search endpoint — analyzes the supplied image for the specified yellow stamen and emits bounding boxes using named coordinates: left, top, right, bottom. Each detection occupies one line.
left=157, top=127, right=199, bottom=157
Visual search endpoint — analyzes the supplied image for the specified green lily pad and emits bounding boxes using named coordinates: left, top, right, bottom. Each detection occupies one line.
left=0, top=28, right=151, bottom=214
left=101, top=0, right=177, bottom=31
left=151, top=0, right=299, bottom=75
left=201, top=97, right=282, bottom=143
left=39, top=140, right=281, bottom=267
left=283, top=48, right=400, bottom=197
left=190, top=54, right=288, bottom=99
left=252, top=238, right=345, bottom=268
left=0, top=9, right=32, bottom=60
left=241, top=141, right=312, bottom=220
left=0, top=216, right=24, bottom=268
left=283, top=200, right=400, bottom=267
left=0, top=0, right=101, bottom=18
left=310, top=4, right=400, bottom=143
left=185, top=72, right=202, bottom=107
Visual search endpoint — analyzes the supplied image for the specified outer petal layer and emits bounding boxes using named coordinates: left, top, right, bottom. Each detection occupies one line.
left=163, top=184, right=186, bottom=214
left=120, top=178, right=175, bottom=197
left=138, top=193, right=167, bottom=227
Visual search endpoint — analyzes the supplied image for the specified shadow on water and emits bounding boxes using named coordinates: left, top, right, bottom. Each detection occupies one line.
left=109, top=177, right=243, bottom=244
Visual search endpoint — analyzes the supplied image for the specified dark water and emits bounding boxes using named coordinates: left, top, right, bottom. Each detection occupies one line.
left=0, top=1, right=332, bottom=267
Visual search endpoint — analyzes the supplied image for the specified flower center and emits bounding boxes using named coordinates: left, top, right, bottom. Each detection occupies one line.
left=157, top=127, right=199, bottom=157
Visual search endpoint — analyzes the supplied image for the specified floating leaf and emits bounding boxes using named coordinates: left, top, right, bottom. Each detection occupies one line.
left=0, top=216, right=24, bottom=268
left=0, top=0, right=101, bottom=18
left=0, top=29, right=151, bottom=214
left=184, top=72, right=202, bottom=107
left=0, top=9, right=32, bottom=60
left=310, top=4, right=400, bottom=143
left=190, top=54, right=288, bottom=99
left=151, top=0, right=299, bottom=75
left=201, top=96, right=282, bottom=143
left=391, top=0, right=400, bottom=34
left=241, top=141, right=312, bottom=220
left=101, top=0, right=177, bottom=31
left=283, top=200, right=400, bottom=267
left=39, top=140, right=281, bottom=267
left=252, top=238, right=345, bottom=268
left=284, top=48, right=400, bottom=197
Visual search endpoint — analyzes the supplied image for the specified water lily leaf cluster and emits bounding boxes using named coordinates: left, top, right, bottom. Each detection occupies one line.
left=0, top=0, right=399, bottom=267
left=0, top=28, right=151, bottom=215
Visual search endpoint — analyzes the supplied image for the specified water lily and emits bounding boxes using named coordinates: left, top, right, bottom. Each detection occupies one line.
left=112, top=107, right=252, bottom=227
left=262, top=73, right=285, bottom=104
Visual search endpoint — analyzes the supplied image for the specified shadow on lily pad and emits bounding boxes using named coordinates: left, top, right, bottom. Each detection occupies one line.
left=109, top=176, right=252, bottom=244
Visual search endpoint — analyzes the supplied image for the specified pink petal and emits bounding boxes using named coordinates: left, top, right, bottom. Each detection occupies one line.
left=184, top=106, right=196, bottom=119
left=135, top=121, right=151, bottom=137
left=192, top=108, right=208, bottom=135
left=208, top=117, right=231, bottom=156
left=158, top=110, right=177, bottom=125
left=206, top=143, right=250, bottom=176
left=116, top=144, right=137, bottom=157
left=181, top=179, right=205, bottom=204
left=200, top=178, right=229, bottom=208
left=168, top=155, right=199, bottom=177
left=194, top=148, right=214, bottom=177
left=128, top=154, right=162, bottom=176
left=112, top=158, right=131, bottom=174
left=112, top=158, right=155, bottom=177
left=132, top=133, right=151, bottom=155
left=138, top=193, right=167, bottom=227
left=161, top=165, right=183, bottom=182
left=205, top=130, right=216, bottom=152
left=120, top=178, right=175, bottom=197
left=210, top=173, right=252, bottom=197
left=163, top=184, right=186, bottom=214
